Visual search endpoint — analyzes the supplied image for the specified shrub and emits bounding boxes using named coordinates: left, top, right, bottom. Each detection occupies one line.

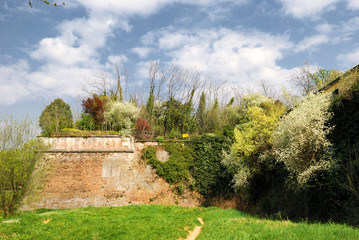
left=104, top=101, right=140, bottom=136
left=273, top=92, right=334, bottom=186
left=135, top=117, right=151, bottom=140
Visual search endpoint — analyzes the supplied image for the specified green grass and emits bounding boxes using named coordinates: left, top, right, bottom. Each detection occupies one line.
left=1, top=205, right=358, bottom=240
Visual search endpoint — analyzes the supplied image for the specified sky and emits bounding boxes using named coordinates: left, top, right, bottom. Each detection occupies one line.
left=1, top=0, right=359, bottom=121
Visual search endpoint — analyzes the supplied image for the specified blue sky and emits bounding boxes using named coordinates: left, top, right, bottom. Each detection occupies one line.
left=1, top=0, right=359, bottom=120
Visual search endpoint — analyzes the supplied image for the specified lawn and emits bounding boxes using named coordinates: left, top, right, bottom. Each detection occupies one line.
left=1, top=205, right=358, bottom=240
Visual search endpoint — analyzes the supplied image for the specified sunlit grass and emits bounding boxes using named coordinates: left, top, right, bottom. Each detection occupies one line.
left=1, top=205, right=358, bottom=240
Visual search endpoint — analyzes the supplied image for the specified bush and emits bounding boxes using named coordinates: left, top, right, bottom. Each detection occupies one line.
left=273, top=92, right=334, bottom=186
left=104, top=101, right=140, bottom=136
left=76, top=113, right=96, bottom=131
left=135, top=117, right=151, bottom=140
left=82, top=95, right=108, bottom=130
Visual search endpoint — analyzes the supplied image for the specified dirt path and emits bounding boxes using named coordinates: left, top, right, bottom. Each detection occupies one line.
left=179, top=217, right=204, bottom=240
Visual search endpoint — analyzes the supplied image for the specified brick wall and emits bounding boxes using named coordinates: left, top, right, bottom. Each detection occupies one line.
left=20, top=137, right=201, bottom=210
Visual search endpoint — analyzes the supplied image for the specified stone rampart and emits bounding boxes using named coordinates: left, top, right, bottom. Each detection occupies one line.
left=41, top=136, right=135, bottom=152
left=20, top=137, right=201, bottom=210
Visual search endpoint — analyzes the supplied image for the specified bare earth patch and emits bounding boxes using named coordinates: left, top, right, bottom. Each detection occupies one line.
left=179, top=217, right=204, bottom=240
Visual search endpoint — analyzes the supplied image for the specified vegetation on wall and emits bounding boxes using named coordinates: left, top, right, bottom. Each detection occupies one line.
left=142, top=142, right=194, bottom=194
left=188, top=135, right=233, bottom=198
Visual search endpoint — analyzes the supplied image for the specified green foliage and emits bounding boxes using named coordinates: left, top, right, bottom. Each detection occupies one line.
left=329, top=73, right=359, bottom=150
left=188, top=135, right=233, bottom=197
left=143, top=136, right=234, bottom=198
left=104, top=101, right=140, bottom=136
left=328, top=72, right=359, bottom=222
left=39, top=98, right=73, bottom=137
left=163, top=98, right=184, bottom=136
left=75, top=113, right=96, bottom=131
left=0, top=116, right=45, bottom=217
left=311, top=69, right=342, bottom=90
left=273, top=92, right=334, bottom=186
left=142, top=143, right=194, bottom=186
left=196, top=92, right=207, bottom=134
left=206, top=98, right=221, bottom=133
left=181, top=89, right=196, bottom=134
left=223, top=96, right=285, bottom=192
left=145, top=86, right=155, bottom=122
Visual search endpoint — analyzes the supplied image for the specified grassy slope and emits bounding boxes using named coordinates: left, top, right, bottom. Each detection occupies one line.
left=1, top=205, right=358, bottom=240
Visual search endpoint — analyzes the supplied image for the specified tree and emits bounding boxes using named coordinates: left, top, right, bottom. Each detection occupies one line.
left=163, top=98, right=184, bottom=136
left=273, top=92, right=334, bottom=186
left=39, top=98, right=73, bottom=136
left=181, top=89, right=196, bottom=134
left=206, top=98, right=220, bottom=133
left=291, top=63, right=317, bottom=95
left=196, top=91, right=207, bottom=134
left=81, top=95, right=108, bottom=130
left=291, top=63, right=342, bottom=95
left=311, top=69, right=341, bottom=90
left=0, top=116, right=44, bottom=217
left=223, top=97, right=285, bottom=192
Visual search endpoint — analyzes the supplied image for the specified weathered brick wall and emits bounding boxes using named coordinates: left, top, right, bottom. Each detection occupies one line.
left=20, top=137, right=201, bottom=210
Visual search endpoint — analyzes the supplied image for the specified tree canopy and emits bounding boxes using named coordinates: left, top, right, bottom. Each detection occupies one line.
left=39, top=98, right=73, bottom=136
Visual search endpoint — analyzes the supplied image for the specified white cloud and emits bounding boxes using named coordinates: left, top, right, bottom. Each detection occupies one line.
left=278, top=0, right=359, bottom=18
left=159, top=32, right=197, bottom=50
left=277, top=0, right=340, bottom=18
left=315, top=23, right=334, bottom=34
left=295, top=16, right=359, bottom=52
left=73, top=0, right=168, bottom=17
left=347, top=0, right=359, bottom=9
left=337, top=47, right=359, bottom=67
left=131, top=47, right=152, bottom=58
left=30, top=37, right=93, bottom=66
left=73, top=0, right=247, bottom=16
left=295, top=35, right=330, bottom=52
left=0, top=60, right=31, bottom=105
left=141, top=28, right=293, bottom=88
left=0, top=59, right=96, bottom=106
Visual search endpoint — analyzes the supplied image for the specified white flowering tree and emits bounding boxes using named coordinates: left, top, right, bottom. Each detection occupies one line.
left=273, top=92, right=334, bottom=186
left=104, top=101, right=140, bottom=136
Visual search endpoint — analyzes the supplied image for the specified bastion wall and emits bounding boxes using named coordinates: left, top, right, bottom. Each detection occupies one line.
left=20, top=137, right=201, bottom=210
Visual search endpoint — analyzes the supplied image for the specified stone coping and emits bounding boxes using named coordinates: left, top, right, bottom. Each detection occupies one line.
left=43, top=149, right=135, bottom=153
left=39, top=136, right=131, bottom=139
